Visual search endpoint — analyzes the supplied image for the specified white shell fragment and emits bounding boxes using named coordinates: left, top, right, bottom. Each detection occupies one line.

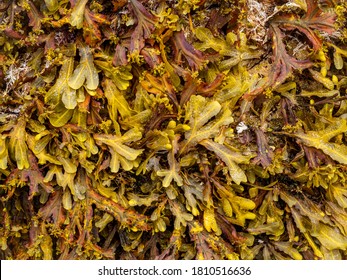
left=236, top=122, right=249, bottom=134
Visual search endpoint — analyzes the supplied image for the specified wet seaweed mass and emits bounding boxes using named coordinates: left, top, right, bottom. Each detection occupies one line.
left=1, top=0, right=347, bottom=260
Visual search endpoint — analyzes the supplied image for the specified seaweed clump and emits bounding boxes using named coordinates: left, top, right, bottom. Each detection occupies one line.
left=1, top=0, right=347, bottom=260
